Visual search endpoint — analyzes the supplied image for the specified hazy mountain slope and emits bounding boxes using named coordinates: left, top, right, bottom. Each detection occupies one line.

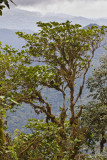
left=0, top=28, right=33, bottom=49
left=0, top=8, right=41, bottom=31
left=0, top=8, right=107, bottom=31
left=83, top=23, right=101, bottom=29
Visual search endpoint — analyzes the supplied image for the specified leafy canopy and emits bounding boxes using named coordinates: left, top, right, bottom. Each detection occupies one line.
left=16, top=21, right=107, bottom=126
left=0, top=21, right=107, bottom=159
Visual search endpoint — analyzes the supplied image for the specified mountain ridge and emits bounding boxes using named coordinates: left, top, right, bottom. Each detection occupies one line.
left=0, top=8, right=107, bottom=31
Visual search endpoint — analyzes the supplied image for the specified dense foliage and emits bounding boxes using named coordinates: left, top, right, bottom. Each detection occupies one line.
left=82, top=55, right=107, bottom=154
left=87, top=55, right=107, bottom=104
left=0, top=21, right=107, bottom=159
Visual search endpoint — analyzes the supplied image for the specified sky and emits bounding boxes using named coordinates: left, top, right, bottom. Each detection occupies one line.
left=12, top=0, right=107, bottom=18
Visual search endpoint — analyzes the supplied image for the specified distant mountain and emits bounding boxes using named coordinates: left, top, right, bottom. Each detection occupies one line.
left=83, top=23, right=101, bottom=29
left=0, top=8, right=107, bottom=31
left=0, top=28, right=33, bottom=49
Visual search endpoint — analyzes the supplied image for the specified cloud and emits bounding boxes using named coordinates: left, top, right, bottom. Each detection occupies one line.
left=14, top=0, right=106, bottom=6
left=14, top=0, right=60, bottom=6
left=14, top=0, right=107, bottom=18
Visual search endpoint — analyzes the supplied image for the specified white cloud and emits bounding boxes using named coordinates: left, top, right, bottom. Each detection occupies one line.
left=17, top=0, right=107, bottom=18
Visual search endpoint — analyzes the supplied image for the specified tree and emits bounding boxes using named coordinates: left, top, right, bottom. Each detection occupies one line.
left=0, top=43, right=21, bottom=159
left=0, top=21, right=107, bottom=159
left=82, top=55, right=107, bottom=153
left=12, top=21, right=106, bottom=159
left=87, top=54, right=107, bottom=105
left=16, top=21, right=106, bottom=126
left=82, top=103, right=107, bottom=154
left=0, top=2, right=19, bottom=158
left=0, top=0, right=15, bottom=15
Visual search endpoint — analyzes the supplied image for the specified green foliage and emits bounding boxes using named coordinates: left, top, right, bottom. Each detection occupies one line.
left=0, top=43, right=21, bottom=114
left=0, top=21, right=107, bottom=159
left=84, top=153, right=107, bottom=160
left=87, top=55, right=107, bottom=104
left=82, top=55, right=107, bottom=153
left=11, top=119, right=85, bottom=160
left=0, top=43, right=21, bottom=158
left=0, top=0, right=15, bottom=15
left=15, top=21, right=107, bottom=128
left=82, top=103, right=107, bottom=152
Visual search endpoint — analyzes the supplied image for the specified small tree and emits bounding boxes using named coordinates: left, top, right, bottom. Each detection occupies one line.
left=82, top=103, right=107, bottom=154
left=82, top=55, right=107, bottom=153
left=87, top=54, right=107, bottom=105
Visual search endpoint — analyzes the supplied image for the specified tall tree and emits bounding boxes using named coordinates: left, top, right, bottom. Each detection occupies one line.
left=13, top=21, right=106, bottom=158
left=16, top=21, right=106, bottom=126
left=0, top=21, right=107, bottom=159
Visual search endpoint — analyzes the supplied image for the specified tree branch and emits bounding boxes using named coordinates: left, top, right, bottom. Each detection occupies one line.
left=74, top=50, right=95, bottom=105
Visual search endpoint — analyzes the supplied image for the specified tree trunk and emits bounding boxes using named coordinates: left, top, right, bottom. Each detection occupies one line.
left=0, top=118, right=6, bottom=148
left=100, top=131, right=106, bottom=153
